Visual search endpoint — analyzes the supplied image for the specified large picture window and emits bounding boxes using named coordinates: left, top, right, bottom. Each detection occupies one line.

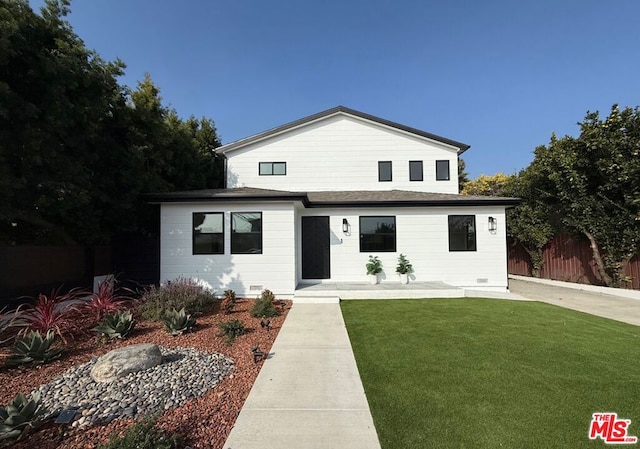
left=360, top=216, right=396, bottom=252
left=448, top=215, right=476, bottom=251
left=259, top=162, right=286, bottom=176
left=193, top=212, right=224, bottom=255
left=231, top=212, right=262, bottom=254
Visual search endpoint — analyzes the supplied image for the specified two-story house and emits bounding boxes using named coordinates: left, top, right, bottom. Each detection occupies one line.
left=149, top=106, right=519, bottom=299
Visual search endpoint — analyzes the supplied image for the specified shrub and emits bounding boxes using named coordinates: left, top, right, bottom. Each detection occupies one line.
left=250, top=290, right=278, bottom=318
left=220, top=289, right=236, bottom=315
left=83, top=276, right=133, bottom=319
left=92, top=311, right=136, bottom=339
left=161, top=308, right=197, bottom=336
left=17, top=287, right=86, bottom=343
left=395, top=253, right=414, bottom=275
left=0, top=391, right=44, bottom=441
left=7, top=331, right=63, bottom=366
left=366, top=255, right=383, bottom=275
left=97, top=416, right=183, bottom=449
left=218, top=319, right=246, bottom=345
left=137, top=277, right=216, bottom=321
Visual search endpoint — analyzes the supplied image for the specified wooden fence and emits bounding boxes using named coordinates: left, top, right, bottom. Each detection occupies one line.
left=508, top=234, right=640, bottom=289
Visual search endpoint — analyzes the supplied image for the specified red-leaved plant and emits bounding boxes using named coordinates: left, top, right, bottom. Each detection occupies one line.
left=84, top=276, right=133, bottom=320
left=17, top=287, right=87, bottom=343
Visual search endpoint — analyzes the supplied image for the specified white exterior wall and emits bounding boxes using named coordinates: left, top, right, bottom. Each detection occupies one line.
left=296, top=206, right=509, bottom=291
left=160, top=202, right=296, bottom=298
left=225, top=115, right=459, bottom=194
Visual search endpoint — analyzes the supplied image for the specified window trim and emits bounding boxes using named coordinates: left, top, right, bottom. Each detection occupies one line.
left=436, top=160, right=450, bottom=181
left=192, top=212, right=224, bottom=255
left=259, top=162, right=287, bottom=176
left=409, top=160, right=423, bottom=182
left=359, top=216, right=397, bottom=252
left=448, top=215, right=477, bottom=252
left=231, top=212, right=263, bottom=254
left=378, top=161, right=392, bottom=182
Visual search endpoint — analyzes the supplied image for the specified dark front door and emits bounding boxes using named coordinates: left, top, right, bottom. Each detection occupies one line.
left=302, top=216, right=330, bottom=279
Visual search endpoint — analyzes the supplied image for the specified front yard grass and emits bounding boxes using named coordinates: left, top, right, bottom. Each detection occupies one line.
left=341, top=298, right=640, bottom=449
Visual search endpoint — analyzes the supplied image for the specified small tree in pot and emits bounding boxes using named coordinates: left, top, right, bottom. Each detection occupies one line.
left=366, top=255, right=383, bottom=284
left=395, top=254, right=414, bottom=284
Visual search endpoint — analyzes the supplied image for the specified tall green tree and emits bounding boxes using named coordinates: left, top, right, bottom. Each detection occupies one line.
left=0, top=1, right=222, bottom=245
left=457, top=157, right=469, bottom=192
left=522, top=105, right=640, bottom=286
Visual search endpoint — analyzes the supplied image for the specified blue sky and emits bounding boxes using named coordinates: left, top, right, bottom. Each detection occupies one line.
left=31, top=0, right=640, bottom=178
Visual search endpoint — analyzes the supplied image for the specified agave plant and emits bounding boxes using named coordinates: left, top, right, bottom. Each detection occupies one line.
left=7, top=330, right=63, bottom=366
left=92, top=310, right=136, bottom=339
left=0, top=391, right=43, bottom=441
left=161, top=308, right=197, bottom=336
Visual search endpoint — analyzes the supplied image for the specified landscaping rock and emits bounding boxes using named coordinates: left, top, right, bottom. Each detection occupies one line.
left=90, top=343, right=162, bottom=382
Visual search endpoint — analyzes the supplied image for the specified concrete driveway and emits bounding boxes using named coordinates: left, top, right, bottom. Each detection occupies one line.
left=509, top=277, right=640, bottom=326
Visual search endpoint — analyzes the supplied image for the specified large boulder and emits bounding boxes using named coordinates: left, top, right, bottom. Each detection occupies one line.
left=91, top=343, right=163, bottom=383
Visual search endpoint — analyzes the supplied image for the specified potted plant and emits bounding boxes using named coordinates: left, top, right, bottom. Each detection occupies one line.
left=396, top=253, right=414, bottom=284
left=366, top=255, right=383, bottom=284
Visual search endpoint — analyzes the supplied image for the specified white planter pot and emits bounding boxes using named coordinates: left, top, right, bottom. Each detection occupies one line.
left=369, top=274, right=379, bottom=285
left=399, top=273, right=409, bottom=284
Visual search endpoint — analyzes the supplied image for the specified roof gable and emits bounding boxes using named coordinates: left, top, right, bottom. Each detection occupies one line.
left=216, top=106, right=471, bottom=156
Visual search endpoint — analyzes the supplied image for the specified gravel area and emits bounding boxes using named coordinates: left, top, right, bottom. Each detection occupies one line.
left=0, top=298, right=290, bottom=448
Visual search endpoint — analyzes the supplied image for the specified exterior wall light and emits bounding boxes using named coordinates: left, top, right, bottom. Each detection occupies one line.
left=488, top=216, right=497, bottom=232
left=342, top=218, right=349, bottom=233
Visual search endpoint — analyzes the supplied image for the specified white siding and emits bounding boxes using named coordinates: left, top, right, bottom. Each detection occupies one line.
left=226, top=115, right=459, bottom=193
left=160, top=202, right=296, bottom=298
left=297, top=206, right=509, bottom=291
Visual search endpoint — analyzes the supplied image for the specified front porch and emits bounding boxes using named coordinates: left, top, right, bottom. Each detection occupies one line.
left=293, top=281, right=464, bottom=303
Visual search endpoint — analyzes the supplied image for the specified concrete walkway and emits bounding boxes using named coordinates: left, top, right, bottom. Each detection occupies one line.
left=223, top=304, right=381, bottom=449
left=509, top=276, right=640, bottom=326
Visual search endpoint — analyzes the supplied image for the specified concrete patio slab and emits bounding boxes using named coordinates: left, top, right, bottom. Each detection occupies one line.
left=223, top=303, right=381, bottom=449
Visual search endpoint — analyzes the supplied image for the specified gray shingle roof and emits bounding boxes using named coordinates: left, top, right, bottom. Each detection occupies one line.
left=147, top=188, right=520, bottom=207
left=215, top=106, right=471, bottom=155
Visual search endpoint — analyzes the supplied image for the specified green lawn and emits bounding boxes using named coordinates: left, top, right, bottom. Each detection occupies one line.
left=341, top=298, right=640, bottom=449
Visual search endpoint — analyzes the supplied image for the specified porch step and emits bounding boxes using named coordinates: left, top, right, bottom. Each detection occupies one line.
left=292, top=295, right=341, bottom=304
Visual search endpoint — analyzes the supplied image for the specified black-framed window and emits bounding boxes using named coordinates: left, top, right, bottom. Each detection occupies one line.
left=231, top=212, right=262, bottom=254
left=378, top=161, right=392, bottom=182
left=259, top=162, right=286, bottom=176
left=409, top=160, right=423, bottom=181
left=436, top=160, right=450, bottom=181
left=193, top=212, right=224, bottom=255
left=448, top=215, right=476, bottom=251
left=360, top=216, right=396, bottom=252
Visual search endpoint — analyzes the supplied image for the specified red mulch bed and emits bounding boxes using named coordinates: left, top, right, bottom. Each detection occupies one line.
left=0, top=298, right=290, bottom=448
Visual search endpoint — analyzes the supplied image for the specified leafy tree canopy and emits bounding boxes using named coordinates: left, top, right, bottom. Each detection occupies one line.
left=0, top=0, right=222, bottom=245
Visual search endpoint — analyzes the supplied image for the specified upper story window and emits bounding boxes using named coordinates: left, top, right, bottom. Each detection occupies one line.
left=231, top=212, right=262, bottom=254
left=259, top=162, right=286, bottom=176
left=360, top=216, right=396, bottom=252
left=193, top=212, right=224, bottom=255
left=409, top=161, right=423, bottom=181
left=436, top=160, right=450, bottom=181
left=378, top=161, right=392, bottom=182
left=448, top=215, right=476, bottom=251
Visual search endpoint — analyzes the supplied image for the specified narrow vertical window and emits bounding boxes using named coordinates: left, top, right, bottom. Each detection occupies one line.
left=436, top=160, right=450, bottom=181
left=409, top=161, right=423, bottom=181
left=231, top=212, right=262, bottom=254
left=378, top=161, right=392, bottom=182
left=193, top=212, right=224, bottom=255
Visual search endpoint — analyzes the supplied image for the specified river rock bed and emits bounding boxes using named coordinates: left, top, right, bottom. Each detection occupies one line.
left=34, top=346, right=234, bottom=428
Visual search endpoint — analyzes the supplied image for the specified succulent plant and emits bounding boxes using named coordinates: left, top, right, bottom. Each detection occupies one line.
left=161, top=308, right=197, bottom=336
left=7, top=330, right=63, bottom=366
left=92, top=310, right=136, bottom=339
left=0, top=391, right=44, bottom=441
